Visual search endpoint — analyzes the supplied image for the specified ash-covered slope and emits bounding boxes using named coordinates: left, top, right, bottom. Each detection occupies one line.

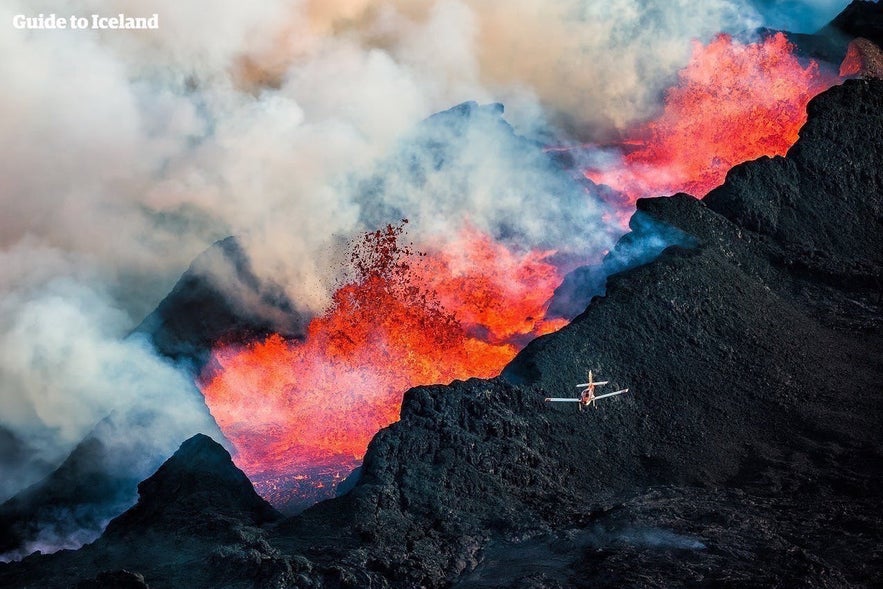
left=783, top=0, right=883, bottom=64
left=0, top=433, right=138, bottom=559
left=0, top=426, right=52, bottom=504
left=821, top=0, right=883, bottom=52
left=2, top=80, right=881, bottom=588
left=355, top=99, right=615, bottom=252
left=135, top=236, right=305, bottom=371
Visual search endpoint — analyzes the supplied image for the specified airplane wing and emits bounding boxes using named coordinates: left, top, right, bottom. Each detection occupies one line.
left=591, top=389, right=629, bottom=401
left=576, top=381, right=608, bottom=387
left=544, top=398, right=582, bottom=402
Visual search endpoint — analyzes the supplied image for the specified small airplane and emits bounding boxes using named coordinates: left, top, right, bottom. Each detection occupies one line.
left=545, top=370, right=628, bottom=410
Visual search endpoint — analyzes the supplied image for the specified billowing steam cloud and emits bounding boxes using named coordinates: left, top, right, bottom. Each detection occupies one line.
left=1, top=0, right=766, bottom=314
left=0, top=0, right=847, bottom=556
left=0, top=247, right=219, bottom=501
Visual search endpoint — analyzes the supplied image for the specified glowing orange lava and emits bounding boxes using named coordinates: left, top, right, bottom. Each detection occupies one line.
left=585, top=32, right=839, bottom=202
left=199, top=223, right=565, bottom=507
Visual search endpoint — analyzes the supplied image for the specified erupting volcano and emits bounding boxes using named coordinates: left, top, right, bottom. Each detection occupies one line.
left=585, top=32, right=841, bottom=202
left=198, top=33, right=849, bottom=513
left=3, top=1, right=882, bottom=585
left=199, top=222, right=567, bottom=509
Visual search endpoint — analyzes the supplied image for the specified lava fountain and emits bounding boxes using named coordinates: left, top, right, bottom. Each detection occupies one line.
left=584, top=32, right=840, bottom=202
left=199, top=222, right=566, bottom=510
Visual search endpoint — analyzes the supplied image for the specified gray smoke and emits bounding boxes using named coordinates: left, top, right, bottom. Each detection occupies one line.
left=547, top=212, right=698, bottom=318
left=0, top=255, right=219, bottom=501
left=612, top=526, right=707, bottom=550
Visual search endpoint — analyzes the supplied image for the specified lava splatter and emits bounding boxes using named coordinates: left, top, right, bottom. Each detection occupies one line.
left=199, top=222, right=565, bottom=509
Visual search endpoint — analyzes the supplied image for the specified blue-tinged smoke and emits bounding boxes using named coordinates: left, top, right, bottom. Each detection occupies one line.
left=750, top=0, right=851, bottom=33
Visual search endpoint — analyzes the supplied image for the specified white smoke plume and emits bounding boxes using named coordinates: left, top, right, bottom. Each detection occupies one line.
left=0, top=0, right=848, bottom=556
left=1, top=0, right=766, bottom=315
left=0, top=246, right=218, bottom=500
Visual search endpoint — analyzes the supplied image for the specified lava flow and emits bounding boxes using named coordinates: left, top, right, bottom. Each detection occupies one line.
left=585, top=32, right=840, bottom=202
left=199, top=222, right=566, bottom=509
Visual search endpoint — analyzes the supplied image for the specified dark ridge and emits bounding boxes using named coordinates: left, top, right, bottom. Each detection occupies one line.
left=424, top=101, right=506, bottom=127
left=779, top=28, right=849, bottom=64
left=821, top=0, right=883, bottom=50
left=355, top=100, right=619, bottom=254
left=1, top=435, right=284, bottom=588
left=0, top=428, right=139, bottom=558
left=134, top=236, right=306, bottom=373
left=552, top=22, right=883, bottom=320
left=0, top=426, right=52, bottom=504
left=704, top=79, right=883, bottom=286
left=774, top=0, right=883, bottom=64
left=0, top=427, right=27, bottom=480
left=546, top=211, right=696, bottom=318
left=355, top=100, right=525, bottom=234
left=104, top=433, right=280, bottom=536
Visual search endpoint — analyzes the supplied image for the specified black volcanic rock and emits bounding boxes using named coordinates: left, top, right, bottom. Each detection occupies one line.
left=821, top=0, right=883, bottom=51
left=135, top=236, right=305, bottom=372
left=547, top=211, right=696, bottom=318
left=282, top=80, right=881, bottom=586
left=843, top=36, right=883, bottom=78
left=704, top=79, right=883, bottom=285
left=75, top=570, right=150, bottom=589
left=105, top=434, right=280, bottom=536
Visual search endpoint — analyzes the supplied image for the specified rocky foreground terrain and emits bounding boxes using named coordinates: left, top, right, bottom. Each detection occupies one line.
left=1, top=68, right=881, bottom=588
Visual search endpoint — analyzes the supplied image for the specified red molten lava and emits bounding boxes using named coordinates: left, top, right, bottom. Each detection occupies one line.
left=198, top=222, right=565, bottom=509
left=840, top=38, right=883, bottom=79
left=585, top=32, right=839, bottom=203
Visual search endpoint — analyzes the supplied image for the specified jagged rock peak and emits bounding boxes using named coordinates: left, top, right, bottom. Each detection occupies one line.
left=104, top=434, right=280, bottom=535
